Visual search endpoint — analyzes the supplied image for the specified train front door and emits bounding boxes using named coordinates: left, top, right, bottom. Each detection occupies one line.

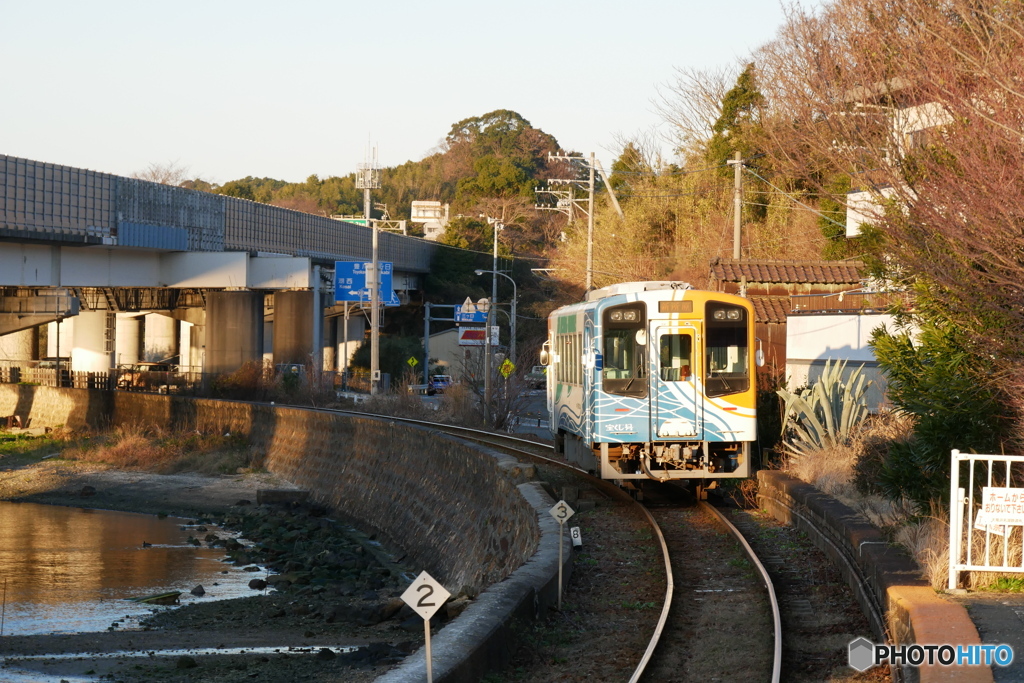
left=651, top=325, right=703, bottom=440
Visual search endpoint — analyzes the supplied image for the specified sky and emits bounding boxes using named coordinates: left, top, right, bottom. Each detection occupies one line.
left=1, top=1, right=806, bottom=185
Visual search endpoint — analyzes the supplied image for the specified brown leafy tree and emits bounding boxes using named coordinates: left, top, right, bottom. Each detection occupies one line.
left=756, top=0, right=1024, bottom=409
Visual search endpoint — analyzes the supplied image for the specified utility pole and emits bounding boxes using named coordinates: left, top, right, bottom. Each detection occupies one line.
left=537, top=152, right=623, bottom=293
left=356, top=149, right=382, bottom=394
left=586, top=152, right=595, bottom=292
left=483, top=218, right=501, bottom=427
left=727, top=151, right=747, bottom=297
left=731, top=151, right=743, bottom=260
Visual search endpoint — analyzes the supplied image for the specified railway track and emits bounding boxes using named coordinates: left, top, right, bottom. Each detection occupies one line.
left=335, top=409, right=885, bottom=680
left=330, top=409, right=784, bottom=682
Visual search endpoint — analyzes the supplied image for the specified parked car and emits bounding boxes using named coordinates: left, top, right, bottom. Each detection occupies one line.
left=428, top=374, right=453, bottom=395
left=525, top=365, right=547, bottom=389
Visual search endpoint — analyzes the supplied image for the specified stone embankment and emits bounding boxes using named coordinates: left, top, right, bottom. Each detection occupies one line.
left=758, top=470, right=992, bottom=683
left=0, top=385, right=572, bottom=681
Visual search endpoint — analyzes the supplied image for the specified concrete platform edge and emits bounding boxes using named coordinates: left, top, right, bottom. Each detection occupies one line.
left=757, top=470, right=992, bottom=683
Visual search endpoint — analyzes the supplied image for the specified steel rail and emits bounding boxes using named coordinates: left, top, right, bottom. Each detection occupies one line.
left=326, top=408, right=674, bottom=682
left=700, top=501, right=783, bottom=683
left=754, top=495, right=898, bottom=683
left=627, top=502, right=674, bottom=683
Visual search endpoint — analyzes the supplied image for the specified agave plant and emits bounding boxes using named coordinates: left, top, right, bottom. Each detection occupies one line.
left=777, top=358, right=871, bottom=457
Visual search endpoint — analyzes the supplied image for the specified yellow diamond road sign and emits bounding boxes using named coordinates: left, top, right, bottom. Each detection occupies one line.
left=407, top=356, right=419, bottom=367
left=500, top=359, right=515, bottom=378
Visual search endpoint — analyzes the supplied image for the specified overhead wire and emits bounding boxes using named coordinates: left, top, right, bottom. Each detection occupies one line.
left=742, top=167, right=848, bottom=231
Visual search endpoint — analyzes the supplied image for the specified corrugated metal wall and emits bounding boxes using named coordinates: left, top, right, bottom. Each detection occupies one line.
left=1, top=154, right=436, bottom=272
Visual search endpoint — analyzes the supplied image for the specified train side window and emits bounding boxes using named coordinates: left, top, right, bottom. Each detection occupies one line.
left=659, top=334, right=692, bottom=381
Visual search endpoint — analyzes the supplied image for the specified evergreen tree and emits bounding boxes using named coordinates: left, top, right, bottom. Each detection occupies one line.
left=706, top=63, right=765, bottom=173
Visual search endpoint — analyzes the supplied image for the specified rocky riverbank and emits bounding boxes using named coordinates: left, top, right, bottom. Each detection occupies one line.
left=0, top=455, right=451, bottom=682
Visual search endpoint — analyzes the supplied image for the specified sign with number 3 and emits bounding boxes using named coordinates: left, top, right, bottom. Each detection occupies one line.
left=549, top=500, right=576, bottom=525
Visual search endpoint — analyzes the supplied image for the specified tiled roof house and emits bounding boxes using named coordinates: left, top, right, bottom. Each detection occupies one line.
left=709, top=258, right=867, bottom=371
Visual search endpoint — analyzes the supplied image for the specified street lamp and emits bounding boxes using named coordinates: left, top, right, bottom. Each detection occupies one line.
left=475, top=269, right=517, bottom=363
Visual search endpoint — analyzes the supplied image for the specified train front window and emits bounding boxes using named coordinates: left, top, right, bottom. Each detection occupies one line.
left=705, top=303, right=750, bottom=397
left=659, top=334, right=692, bottom=381
left=602, top=304, right=647, bottom=397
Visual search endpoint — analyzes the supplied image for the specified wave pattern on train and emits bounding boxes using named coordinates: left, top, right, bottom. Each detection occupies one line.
left=543, top=281, right=759, bottom=482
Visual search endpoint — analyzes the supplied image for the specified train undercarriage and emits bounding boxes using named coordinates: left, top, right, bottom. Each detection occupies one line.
left=558, top=431, right=749, bottom=481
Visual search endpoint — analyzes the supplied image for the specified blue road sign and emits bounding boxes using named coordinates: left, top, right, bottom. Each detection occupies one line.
left=335, top=261, right=399, bottom=306
left=455, top=305, right=488, bottom=323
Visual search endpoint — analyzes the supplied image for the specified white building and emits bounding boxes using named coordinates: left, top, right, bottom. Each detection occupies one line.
left=410, top=201, right=450, bottom=241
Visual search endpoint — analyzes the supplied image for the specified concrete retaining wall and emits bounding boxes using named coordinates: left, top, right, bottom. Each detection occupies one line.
left=0, top=385, right=540, bottom=598
left=758, top=470, right=992, bottom=683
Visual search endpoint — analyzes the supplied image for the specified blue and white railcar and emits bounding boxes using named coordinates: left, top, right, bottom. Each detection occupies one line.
left=542, top=281, right=757, bottom=482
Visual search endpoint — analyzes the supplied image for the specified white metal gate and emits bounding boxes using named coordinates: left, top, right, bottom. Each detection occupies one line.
left=948, top=449, right=1024, bottom=590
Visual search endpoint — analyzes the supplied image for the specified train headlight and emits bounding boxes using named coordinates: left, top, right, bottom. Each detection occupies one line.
left=727, top=309, right=742, bottom=320
left=713, top=310, right=726, bottom=320
left=609, top=309, right=639, bottom=322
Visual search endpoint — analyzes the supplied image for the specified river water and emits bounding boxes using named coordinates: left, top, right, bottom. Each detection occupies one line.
left=0, top=501, right=262, bottom=636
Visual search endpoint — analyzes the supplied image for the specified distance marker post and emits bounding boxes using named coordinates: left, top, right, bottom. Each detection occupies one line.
left=401, top=571, right=451, bottom=683
left=548, top=500, right=575, bottom=611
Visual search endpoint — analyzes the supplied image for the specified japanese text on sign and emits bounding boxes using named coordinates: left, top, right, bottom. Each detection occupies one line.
left=975, top=487, right=1024, bottom=528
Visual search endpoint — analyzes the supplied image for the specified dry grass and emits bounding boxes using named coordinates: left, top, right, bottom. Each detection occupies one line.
left=784, top=413, right=917, bottom=528
left=354, top=382, right=485, bottom=428
left=60, top=424, right=254, bottom=475
left=780, top=412, right=946, bottom=588
left=782, top=412, right=1024, bottom=591
left=893, top=502, right=950, bottom=591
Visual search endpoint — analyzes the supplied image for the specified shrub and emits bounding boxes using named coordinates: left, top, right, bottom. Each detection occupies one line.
left=870, top=318, right=1008, bottom=506
left=777, top=359, right=871, bottom=457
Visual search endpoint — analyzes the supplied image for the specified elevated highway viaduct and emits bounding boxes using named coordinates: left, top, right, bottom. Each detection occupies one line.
left=0, top=154, right=442, bottom=376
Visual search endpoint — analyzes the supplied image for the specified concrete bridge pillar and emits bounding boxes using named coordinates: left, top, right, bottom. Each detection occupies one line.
left=0, top=328, right=39, bottom=362
left=273, top=290, right=314, bottom=367
left=332, top=313, right=366, bottom=374
left=69, top=311, right=113, bottom=372
left=115, top=314, right=142, bottom=368
left=143, top=313, right=178, bottom=363
left=46, top=320, right=71, bottom=359
left=206, top=291, right=264, bottom=374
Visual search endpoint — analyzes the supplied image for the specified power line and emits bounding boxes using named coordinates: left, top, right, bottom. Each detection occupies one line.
left=610, top=160, right=731, bottom=176
left=742, top=167, right=848, bottom=231
left=617, top=191, right=706, bottom=198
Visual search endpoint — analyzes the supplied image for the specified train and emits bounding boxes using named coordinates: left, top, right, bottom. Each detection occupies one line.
left=541, top=281, right=761, bottom=485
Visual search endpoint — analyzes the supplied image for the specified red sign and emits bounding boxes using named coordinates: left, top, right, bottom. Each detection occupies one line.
left=458, top=326, right=498, bottom=346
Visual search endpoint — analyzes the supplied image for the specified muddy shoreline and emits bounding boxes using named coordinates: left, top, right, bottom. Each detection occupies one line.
left=0, top=459, right=422, bottom=682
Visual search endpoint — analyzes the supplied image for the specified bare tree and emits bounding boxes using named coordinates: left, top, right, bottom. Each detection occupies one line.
left=756, top=0, right=1024, bottom=400
left=655, top=64, right=739, bottom=160
left=131, top=160, right=193, bottom=186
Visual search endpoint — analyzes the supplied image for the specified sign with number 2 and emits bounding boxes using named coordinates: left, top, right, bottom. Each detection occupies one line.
left=401, top=571, right=451, bottom=621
